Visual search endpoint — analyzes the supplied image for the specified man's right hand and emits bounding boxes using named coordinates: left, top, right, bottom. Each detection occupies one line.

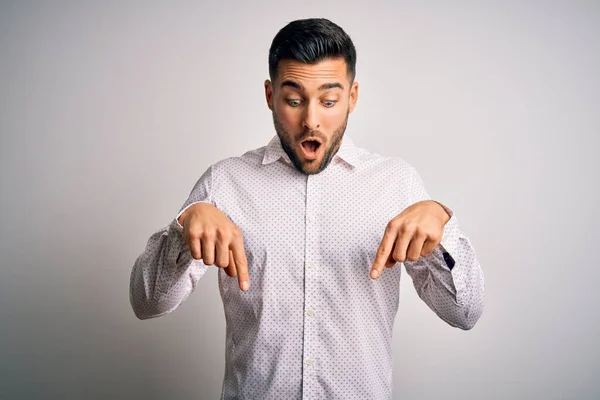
left=178, top=203, right=250, bottom=291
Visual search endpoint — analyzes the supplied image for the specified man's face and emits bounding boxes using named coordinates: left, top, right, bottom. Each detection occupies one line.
left=265, top=58, right=359, bottom=175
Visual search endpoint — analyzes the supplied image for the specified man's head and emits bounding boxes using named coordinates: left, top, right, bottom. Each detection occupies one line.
left=265, top=18, right=359, bottom=175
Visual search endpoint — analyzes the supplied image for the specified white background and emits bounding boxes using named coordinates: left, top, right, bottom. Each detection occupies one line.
left=1, top=1, right=598, bottom=399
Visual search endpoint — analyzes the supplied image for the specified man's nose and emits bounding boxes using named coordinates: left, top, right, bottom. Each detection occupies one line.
left=302, top=102, right=320, bottom=131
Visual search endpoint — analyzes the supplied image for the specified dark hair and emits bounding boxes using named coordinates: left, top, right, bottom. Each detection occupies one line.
left=268, top=18, right=357, bottom=82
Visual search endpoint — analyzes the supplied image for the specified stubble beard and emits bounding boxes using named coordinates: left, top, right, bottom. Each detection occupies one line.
left=272, top=110, right=349, bottom=175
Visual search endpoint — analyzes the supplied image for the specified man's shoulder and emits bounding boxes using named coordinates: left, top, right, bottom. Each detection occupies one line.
left=208, top=142, right=269, bottom=172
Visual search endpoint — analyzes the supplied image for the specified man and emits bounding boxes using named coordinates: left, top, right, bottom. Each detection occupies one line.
left=130, top=18, right=484, bottom=400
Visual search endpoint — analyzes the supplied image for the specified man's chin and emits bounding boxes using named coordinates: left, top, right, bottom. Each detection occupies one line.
left=298, top=164, right=321, bottom=175
left=297, top=155, right=329, bottom=175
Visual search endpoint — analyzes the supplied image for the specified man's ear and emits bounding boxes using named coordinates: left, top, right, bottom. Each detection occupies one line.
left=264, top=79, right=273, bottom=110
left=348, top=80, right=359, bottom=113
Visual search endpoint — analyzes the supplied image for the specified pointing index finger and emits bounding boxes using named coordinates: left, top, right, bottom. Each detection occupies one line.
left=231, top=236, right=250, bottom=291
left=371, top=225, right=398, bottom=279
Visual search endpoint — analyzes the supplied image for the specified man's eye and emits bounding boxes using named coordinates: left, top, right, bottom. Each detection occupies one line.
left=323, top=100, right=337, bottom=108
left=286, top=99, right=302, bottom=107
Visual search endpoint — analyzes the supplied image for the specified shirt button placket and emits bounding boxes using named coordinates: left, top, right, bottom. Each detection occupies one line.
left=302, top=174, right=320, bottom=398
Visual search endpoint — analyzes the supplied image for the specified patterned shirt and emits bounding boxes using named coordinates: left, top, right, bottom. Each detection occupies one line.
left=129, top=134, right=485, bottom=399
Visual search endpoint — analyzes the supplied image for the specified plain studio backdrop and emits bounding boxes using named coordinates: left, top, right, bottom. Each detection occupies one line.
left=1, top=1, right=598, bottom=399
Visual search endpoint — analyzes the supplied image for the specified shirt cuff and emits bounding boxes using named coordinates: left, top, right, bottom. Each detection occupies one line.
left=436, top=202, right=460, bottom=271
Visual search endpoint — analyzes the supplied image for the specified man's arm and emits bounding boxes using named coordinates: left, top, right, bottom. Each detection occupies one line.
left=129, top=166, right=214, bottom=320
left=403, top=167, right=484, bottom=330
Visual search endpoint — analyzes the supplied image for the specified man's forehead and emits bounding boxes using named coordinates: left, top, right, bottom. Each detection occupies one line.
left=276, top=58, right=350, bottom=89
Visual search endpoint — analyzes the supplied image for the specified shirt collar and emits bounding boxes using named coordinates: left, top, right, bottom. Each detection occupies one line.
left=262, top=135, right=361, bottom=169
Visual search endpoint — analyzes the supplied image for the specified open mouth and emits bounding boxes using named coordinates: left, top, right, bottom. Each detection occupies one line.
left=300, top=139, right=322, bottom=160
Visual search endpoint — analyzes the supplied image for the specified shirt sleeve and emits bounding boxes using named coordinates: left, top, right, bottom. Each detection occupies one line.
left=129, top=165, right=215, bottom=320
left=402, top=166, right=485, bottom=330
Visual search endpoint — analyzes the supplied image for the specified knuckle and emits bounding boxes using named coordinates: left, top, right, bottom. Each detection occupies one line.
left=402, top=221, right=417, bottom=233
left=231, top=227, right=242, bottom=239
left=408, top=254, right=419, bottom=262
left=430, top=232, right=442, bottom=243
left=187, top=227, right=202, bottom=239
left=414, top=227, right=427, bottom=238
left=203, top=230, right=216, bottom=241
left=215, top=227, right=228, bottom=240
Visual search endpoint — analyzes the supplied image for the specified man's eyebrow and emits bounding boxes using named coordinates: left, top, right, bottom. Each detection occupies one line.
left=280, top=80, right=344, bottom=91
left=281, top=80, right=303, bottom=90
left=318, top=82, right=344, bottom=91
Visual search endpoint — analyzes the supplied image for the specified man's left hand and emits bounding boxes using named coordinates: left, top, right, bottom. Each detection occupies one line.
left=370, top=200, right=451, bottom=279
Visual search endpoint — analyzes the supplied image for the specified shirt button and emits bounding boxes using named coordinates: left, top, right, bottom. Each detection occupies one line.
left=307, top=260, right=315, bottom=269
left=306, top=358, right=313, bottom=366
left=307, top=308, right=314, bottom=317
